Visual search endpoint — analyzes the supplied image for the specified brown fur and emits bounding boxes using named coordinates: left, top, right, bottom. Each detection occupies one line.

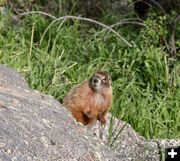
left=63, top=71, right=112, bottom=125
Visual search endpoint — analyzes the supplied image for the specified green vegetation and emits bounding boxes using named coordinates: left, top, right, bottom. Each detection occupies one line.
left=0, top=2, right=179, bottom=140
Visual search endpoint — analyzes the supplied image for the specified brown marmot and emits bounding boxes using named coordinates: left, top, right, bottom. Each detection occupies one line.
left=63, top=71, right=112, bottom=125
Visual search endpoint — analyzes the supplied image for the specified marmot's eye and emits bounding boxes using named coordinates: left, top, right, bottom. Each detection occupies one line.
left=102, top=77, right=107, bottom=82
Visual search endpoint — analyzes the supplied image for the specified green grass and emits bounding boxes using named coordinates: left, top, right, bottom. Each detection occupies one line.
left=0, top=10, right=179, bottom=140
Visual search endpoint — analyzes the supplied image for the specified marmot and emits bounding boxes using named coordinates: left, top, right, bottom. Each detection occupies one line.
left=63, top=71, right=112, bottom=125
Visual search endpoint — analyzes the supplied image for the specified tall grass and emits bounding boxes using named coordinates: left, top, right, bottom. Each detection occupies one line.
left=0, top=11, right=179, bottom=139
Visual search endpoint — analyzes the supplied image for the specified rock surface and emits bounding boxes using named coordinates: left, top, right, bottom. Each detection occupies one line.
left=0, top=65, right=179, bottom=161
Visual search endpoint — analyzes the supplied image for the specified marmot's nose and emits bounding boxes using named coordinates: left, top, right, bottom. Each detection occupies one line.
left=93, top=77, right=99, bottom=83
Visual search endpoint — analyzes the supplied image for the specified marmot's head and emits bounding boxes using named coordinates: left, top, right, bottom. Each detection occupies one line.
left=89, top=71, right=111, bottom=92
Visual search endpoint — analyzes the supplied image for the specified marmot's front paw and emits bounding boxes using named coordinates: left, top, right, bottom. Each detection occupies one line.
left=85, top=111, right=95, bottom=119
left=97, top=115, right=106, bottom=124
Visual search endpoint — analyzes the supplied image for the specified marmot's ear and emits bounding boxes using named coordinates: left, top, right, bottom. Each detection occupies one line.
left=107, top=73, right=111, bottom=82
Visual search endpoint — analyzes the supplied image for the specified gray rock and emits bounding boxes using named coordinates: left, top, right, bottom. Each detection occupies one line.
left=0, top=65, right=118, bottom=161
left=0, top=65, right=179, bottom=161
